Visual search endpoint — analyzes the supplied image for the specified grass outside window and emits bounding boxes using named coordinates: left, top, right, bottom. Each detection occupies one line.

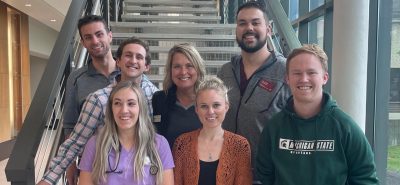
left=388, top=145, right=400, bottom=172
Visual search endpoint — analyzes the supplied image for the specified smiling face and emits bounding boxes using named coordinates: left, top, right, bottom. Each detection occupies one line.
left=236, top=8, right=270, bottom=53
left=112, top=87, right=140, bottom=132
left=286, top=53, right=329, bottom=105
left=117, top=43, right=149, bottom=81
left=80, top=21, right=112, bottom=59
left=195, top=89, right=229, bottom=129
left=171, top=52, right=198, bottom=91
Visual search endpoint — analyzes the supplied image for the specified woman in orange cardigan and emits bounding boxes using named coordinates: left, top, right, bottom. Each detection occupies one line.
left=173, top=76, right=252, bottom=185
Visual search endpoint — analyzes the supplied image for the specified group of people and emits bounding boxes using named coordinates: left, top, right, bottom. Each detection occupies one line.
left=37, top=1, right=379, bottom=185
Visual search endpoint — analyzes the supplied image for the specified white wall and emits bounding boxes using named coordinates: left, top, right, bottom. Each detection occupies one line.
left=29, top=17, right=58, bottom=59
left=30, top=56, right=48, bottom=98
left=28, top=17, right=58, bottom=98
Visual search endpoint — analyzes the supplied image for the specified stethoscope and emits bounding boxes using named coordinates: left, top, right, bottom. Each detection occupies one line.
left=106, top=143, right=123, bottom=174
left=105, top=142, right=159, bottom=175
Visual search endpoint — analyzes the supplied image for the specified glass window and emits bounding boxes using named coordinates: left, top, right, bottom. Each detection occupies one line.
left=289, top=0, right=299, bottom=21
left=308, top=16, right=324, bottom=46
left=309, top=0, right=325, bottom=10
left=387, top=0, right=400, bottom=184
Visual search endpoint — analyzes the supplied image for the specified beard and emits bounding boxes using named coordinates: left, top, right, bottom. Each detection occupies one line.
left=88, top=44, right=110, bottom=59
left=236, top=32, right=267, bottom=53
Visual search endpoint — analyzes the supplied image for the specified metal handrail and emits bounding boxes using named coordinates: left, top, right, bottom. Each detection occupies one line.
left=265, top=0, right=301, bottom=56
left=5, top=0, right=88, bottom=184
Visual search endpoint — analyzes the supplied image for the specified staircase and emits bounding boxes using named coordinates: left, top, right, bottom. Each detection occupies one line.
left=6, top=1, right=304, bottom=184
left=110, top=0, right=239, bottom=88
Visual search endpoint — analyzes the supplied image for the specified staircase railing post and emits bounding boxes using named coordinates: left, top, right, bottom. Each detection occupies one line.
left=227, top=0, right=236, bottom=23
left=102, top=0, right=110, bottom=25
left=113, top=0, right=118, bottom=22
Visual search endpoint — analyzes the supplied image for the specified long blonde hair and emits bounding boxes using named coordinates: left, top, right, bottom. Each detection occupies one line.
left=91, top=81, right=163, bottom=184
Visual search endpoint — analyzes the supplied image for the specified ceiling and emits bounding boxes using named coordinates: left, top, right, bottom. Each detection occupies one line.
left=1, top=0, right=71, bottom=31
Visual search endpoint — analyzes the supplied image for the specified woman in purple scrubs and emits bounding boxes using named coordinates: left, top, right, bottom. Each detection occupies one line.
left=79, top=81, right=174, bottom=185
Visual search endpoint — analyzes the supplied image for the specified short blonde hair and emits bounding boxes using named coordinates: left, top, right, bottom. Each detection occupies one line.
left=163, top=43, right=206, bottom=92
left=286, top=44, right=328, bottom=73
left=195, top=76, right=229, bottom=104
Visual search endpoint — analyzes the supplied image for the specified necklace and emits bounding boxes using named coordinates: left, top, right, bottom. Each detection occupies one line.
left=200, top=129, right=224, bottom=161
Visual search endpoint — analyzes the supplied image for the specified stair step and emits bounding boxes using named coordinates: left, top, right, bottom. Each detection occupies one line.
left=124, top=0, right=216, bottom=7
left=146, top=74, right=164, bottom=82
left=150, top=60, right=229, bottom=67
left=119, top=0, right=236, bottom=86
left=149, top=46, right=240, bottom=53
left=124, top=6, right=218, bottom=14
left=110, top=22, right=236, bottom=30
left=113, top=33, right=235, bottom=40
left=112, top=45, right=240, bottom=54
left=121, top=14, right=220, bottom=22
left=147, top=74, right=219, bottom=83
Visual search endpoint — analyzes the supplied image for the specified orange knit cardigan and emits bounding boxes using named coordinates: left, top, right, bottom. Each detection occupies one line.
left=173, top=129, right=252, bottom=185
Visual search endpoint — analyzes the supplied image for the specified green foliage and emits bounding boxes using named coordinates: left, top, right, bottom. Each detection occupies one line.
left=388, top=145, right=400, bottom=172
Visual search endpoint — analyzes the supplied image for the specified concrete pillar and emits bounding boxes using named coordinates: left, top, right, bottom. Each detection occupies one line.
left=331, top=0, right=369, bottom=131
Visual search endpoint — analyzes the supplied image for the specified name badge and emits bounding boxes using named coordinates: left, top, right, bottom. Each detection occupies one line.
left=153, top=115, right=161, bottom=123
left=258, top=79, right=275, bottom=92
